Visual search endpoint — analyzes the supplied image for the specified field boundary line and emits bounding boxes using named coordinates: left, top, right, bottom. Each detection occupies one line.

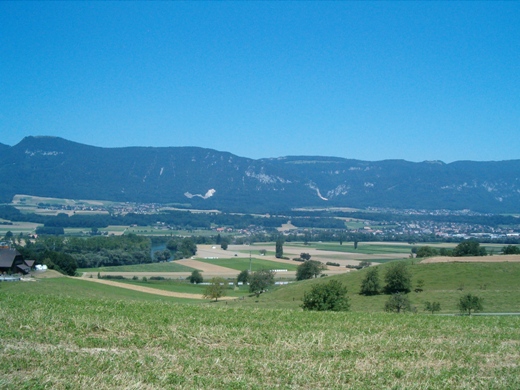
left=74, top=277, right=235, bottom=300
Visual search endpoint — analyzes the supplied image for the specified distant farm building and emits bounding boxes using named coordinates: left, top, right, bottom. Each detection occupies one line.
left=0, top=248, right=35, bottom=275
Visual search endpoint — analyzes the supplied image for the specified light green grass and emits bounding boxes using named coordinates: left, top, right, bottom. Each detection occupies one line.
left=0, top=285, right=518, bottom=389
left=119, top=279, right=250, bottom=298
left=195, top=257, right=299, bottom=271
left=228, top=260, right=520, bottom=313
left=315, top=242, right=415, bottom=254
left=0, top=277, right=197, bottom=303
left=79, top=261, right=196, bottom=273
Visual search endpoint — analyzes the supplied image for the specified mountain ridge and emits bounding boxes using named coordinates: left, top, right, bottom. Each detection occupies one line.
left=1, top=136, right=519, bottom=213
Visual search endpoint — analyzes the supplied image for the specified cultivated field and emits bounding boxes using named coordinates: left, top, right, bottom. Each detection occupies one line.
left=421, top=254, right=520, bottom=263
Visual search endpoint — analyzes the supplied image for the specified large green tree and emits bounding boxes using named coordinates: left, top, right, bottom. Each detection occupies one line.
left=416, top=246, right=439, bottom=258
left=453, top=240, right=486, bottom=257
left=359, top=266, right=382, bottom=296
left=179, top=238, right=197, bottom=258
left=237, top=269, right=250, bottom=285
left=502, top=245, right=520, bottom=255
left=249, top=269, right=275, bottom=297
left=188, top=270, right=203, bottom=284
left=384, top=262, right=412, bottom=294
left=302, top=280, right=350, bottom=312
left=296, top=260, right=325, bottom=281
left=43, top=251, right=78, bottom=276
left=275, top=238, right=284, bottom=258
left=153, top=249, right=171, bottom=262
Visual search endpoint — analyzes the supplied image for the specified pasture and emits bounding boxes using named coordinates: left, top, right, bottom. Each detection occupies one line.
left=227, top=259, right=520, bottom=313
left=79, top=261, right=196, bottom=273
left=1, top=279, right=519, bottom=389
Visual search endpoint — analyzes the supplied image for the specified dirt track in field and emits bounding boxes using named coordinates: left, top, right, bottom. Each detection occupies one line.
left=76, top=277, right=235, bottom=300
left=420, top=255, right=520, bottom=264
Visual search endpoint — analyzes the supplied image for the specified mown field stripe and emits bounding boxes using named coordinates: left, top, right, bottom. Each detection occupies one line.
left=75, top=277, right=235, bottom=300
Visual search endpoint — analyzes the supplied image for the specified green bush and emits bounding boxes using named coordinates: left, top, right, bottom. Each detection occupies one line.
left=360, top=267, right=382, bottom=296
left=188, top=270, right=203, bottom=284
left=384, top=293, right=411, bottom=313
left=457, top=293, right=484, bottom=315
left=302, top=280, right=350, bottom=312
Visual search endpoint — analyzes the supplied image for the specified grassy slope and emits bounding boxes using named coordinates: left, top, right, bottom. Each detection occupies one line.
left=1, top=288, right=519, bottom=389
left=1, top=277, right=198, bottom=304
left=227, top=259, right=520, bottom=313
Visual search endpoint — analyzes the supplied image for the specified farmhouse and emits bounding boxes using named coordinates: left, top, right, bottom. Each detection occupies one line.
left=0, top=248, right=34, bottom=275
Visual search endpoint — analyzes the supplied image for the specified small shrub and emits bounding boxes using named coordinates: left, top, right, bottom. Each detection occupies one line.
left=326, top=262, right=340, bottom=267
left=424, top=301, right=441, bottom=314
left=384, top=293, right=411, bottom=313
left=203, top=277, right=227, bottom=302
left=102, top=275, right=125, bottom=280
left=457, top=293, right=484, bottom=315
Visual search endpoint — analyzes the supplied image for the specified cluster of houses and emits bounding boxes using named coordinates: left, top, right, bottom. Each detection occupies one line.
left=0, top=244, right=35, bottom=278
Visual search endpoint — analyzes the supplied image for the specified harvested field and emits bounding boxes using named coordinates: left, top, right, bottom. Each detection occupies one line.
left=176, top=259, right=240, bottom=274
left=421, top=255, right=520, bottom=264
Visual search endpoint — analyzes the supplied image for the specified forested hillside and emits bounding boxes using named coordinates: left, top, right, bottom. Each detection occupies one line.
left=1, top=136, right=519, bottom=213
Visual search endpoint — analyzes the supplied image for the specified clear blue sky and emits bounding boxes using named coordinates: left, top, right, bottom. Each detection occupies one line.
left=1, top=1, right=519, bottom=162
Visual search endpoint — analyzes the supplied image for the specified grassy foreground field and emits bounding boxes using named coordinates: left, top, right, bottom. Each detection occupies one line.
left=1, top=284, right=519, bottom=389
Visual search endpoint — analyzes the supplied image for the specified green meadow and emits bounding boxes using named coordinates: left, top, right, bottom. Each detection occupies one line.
left=79, top=261, right=196, bottom=273
left=2, top=259, right=520, bottom=388
left=1, top=279, right=519, bottom=389
left=229, top=259, right=520, bottom=313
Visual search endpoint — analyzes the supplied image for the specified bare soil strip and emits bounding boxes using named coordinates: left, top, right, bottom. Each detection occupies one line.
left=420, top=255, right=520, bottom=264
left=75, top=277, right=235, bottom=300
